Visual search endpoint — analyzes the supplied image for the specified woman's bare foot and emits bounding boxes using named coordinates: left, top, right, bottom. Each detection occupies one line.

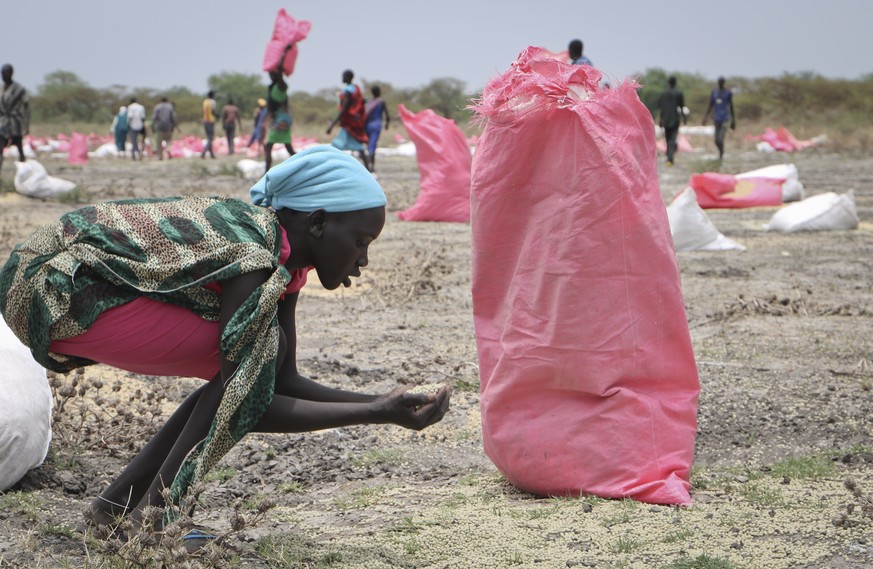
left=81, top=494, right=133, bottom=533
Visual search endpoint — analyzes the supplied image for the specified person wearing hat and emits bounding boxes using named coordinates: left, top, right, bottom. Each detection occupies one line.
left=247, top=97, right=269, bottom=155
left=0, top=144, right=452, bottom=546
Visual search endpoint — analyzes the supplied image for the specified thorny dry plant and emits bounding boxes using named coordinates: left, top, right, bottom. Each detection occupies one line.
left=49, top=368, right=167, bottom=457
left=711, top=288, right=872, bottom=322
left=84, top=485, right=277, bottom=568
left=833, top=477, right=873, bottom=529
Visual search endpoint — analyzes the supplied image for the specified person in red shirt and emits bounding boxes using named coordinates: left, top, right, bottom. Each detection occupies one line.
left=327, top=69, right=370, bottom=170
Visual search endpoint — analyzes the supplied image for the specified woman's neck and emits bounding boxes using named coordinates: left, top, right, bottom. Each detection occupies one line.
left=276, top=209, right=311, bottom=270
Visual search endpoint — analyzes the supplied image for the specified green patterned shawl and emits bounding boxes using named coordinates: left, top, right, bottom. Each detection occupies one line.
left=0, top=196, right=290, bottom=510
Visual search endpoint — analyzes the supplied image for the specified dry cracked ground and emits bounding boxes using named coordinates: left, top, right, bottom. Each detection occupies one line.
left=0, top=143, right=871, bottom=568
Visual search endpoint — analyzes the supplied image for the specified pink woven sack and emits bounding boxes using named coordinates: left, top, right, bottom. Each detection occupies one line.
left=470, top=47, right=699, bottom=505
left=397, top=104, right=471, bottom=222
left=67, top=132, right=89, bottom=165
left=262, top=9, right=311, bottom=76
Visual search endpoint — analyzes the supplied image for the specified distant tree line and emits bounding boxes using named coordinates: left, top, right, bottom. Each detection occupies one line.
left=28, top=68, right=873, bottom=143
left=29, top=71, right=473, bottom=127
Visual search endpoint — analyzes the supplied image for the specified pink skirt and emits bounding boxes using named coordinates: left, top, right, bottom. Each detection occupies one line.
left=50, top=227, right=309, bottom=380
left=50, top=297, right=222, bottom=379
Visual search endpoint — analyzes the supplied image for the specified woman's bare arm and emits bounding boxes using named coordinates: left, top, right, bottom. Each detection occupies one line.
left=273, top=291, right=380, bottom=402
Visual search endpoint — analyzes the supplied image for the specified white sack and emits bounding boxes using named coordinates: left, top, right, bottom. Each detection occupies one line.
left=91, top=143, right=119, bottom=158
left=667, top=187, right=746, bottom=251
left=2, top=143, right=36, bottom=159
left=737, top=163, right=805, bottom=203
left=14, top=160, right=76, bottom=199
left=766, top=191, right=859, bottom=232
left=377, top=142, right=417, bottom=157
left=236, top=159, right=266, bottom=180
left=0, top=314, right=52, bottom=491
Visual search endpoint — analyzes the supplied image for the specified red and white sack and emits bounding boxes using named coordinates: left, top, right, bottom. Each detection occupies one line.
left=397, top=105, right=471, bottom=222
left=470, top=47, right=699, bottom=504
left=262, top=8, right=311, bottom=76
left=689, top=172, right=783, bottom=209
left=736, top=163, right=805, bottom=203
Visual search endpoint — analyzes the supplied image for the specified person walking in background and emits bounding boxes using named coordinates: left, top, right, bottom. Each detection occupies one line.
left=247, top=98, right=268, bottom=155
left=110, top=106, right=128, bottom=158
left=702, top=76, right=736, bottom=160
left=264, top=45, right=296, bottom=173
left=327, top=69, right=369, bottom=170
left=151, top=96, right=176, bottom=161
left=568, top=39, right=592, bottom=66
left=200, top=90, right=217, bottom=159
left=658, top=76, right=687, bottom=166
left=126, top=97, right=146, bottom=161
left=221, top=98, right=243, bottom=155
left=0, top=64, right=30, bottom=176
left=363, top=85, right=390, bottom=173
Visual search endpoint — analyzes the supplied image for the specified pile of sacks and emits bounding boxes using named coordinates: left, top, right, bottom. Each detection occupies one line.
left=747, top=127, right=827, bottom=153
left=668, top=163, right=859, bottom=251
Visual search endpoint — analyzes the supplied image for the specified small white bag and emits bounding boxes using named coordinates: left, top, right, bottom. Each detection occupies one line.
left=766, top=191, right=859, bottom=232
left=14, top=160, right=76, bottom=199
left=667, top=187, right=746, bottom=251
left=236, top=159, right=266, bottom=180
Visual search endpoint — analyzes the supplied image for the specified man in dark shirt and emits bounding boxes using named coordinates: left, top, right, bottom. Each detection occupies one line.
left=0, top=64, right=30, bottom=175
left=151, top=97, right=176, bottom=160
left=658, top=76, right=686, bottom=166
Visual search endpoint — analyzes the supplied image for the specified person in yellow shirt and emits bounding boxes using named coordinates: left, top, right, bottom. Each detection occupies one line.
left=200, top=90, right=217, bottom=159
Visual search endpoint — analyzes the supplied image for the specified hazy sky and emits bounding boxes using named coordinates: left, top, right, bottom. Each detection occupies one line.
left=3, top=1, right=871, bottom=95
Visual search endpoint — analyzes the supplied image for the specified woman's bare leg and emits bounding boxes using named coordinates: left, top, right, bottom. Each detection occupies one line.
left=88, top=380, right=215, bottom=525
left=126, top=377, right=225, bottom=529
left=264, top=142, right=274, bottom=172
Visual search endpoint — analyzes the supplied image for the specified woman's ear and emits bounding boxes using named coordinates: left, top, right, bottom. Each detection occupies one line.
left=307, top=209, right=327, bottom=238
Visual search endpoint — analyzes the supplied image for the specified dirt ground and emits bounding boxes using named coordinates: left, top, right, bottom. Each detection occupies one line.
left=0, top=141, right=871, bottom=569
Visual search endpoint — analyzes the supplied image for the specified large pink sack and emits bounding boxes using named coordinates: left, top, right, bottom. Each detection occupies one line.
left=67, top=132, right=89, bottom=165
left=397, top=104, right=471, bottom=222
left=690, top=173, right=783, bottom=208
left=262, top=9, right=311, bottom=76
left=470, top=47, right=699, bottom=505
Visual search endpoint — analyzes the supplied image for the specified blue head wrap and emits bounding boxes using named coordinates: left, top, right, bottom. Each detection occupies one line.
left=249, top=145, right=387, bottom=212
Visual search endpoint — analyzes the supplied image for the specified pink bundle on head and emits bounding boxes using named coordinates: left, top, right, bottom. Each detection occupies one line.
left=470, top=47, right=699, bottom=505
left=262, top=8, right=311, bottom=76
